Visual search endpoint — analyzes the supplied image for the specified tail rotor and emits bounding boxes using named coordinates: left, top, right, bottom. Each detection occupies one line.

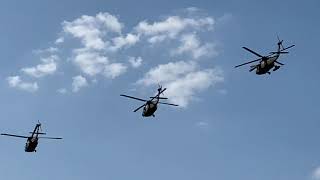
left=157, top=84, right=162, bottom=94
left=37, top=120, right=42, bottom=132
left=157, top=84, right=165, bottom=96
left=277, top=35, right=285, bottom=50
left=269, top=36, right=295, bottom=55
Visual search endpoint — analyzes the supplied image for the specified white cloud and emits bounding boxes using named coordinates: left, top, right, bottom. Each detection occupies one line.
left=196, top=121, right=209, bottom=128
left=110, top=33, right=140, bottom=51
left=164, top=69, right=223, bottom=107
left=312, top=167, right=320, bottom=180
left=33, top=47, right=59, bottom=54
left=103, top=63, right=127, bottom=79
left=57, top=88, right=67, bottom=94
left=73, top=49, right=108, bottom=76
left=148, top=35, right=167, bottom=44
left=96, top=12, right=123, bottom=33
left=135, top=15, right=214, bottom=43
left=72, top=48, right=127, bottom=79
left=173, top=33, right=216, bottom=59
left=72, top=75, right=88, bottom=92
left=185, top=7, right=201, bottom=13
left=128, top=56, right=143, bottom=68
left=7, top=76, right=39, bottom=92
left=138, top=61, right=197, bottom=85
left=137, top=61, right=223, bottom=107
left=8, top=10, right=221, bottom=96
left=55, top=37, right=64, bottom=44
left=62, top=12, right=123, bottom=50
left=136, top=16, right=185, bottom=37
left=21, top=55, right=58, bottom=78
left=62, top=12, right=130, bottom=80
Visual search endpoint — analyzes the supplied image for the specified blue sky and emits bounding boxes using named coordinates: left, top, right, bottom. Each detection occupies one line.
left=0, top=0, right=319, bottom=180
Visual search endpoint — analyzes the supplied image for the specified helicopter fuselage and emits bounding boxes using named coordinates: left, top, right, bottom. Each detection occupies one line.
left=25, top=137, right=38, bottom=152
left=142, top=101, right=158, bottom=117
left=256, top=55, right=280, bottom=75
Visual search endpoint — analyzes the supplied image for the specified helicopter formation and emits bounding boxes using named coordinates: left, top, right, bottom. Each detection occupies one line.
left=0, top=36, right=295, bottom=152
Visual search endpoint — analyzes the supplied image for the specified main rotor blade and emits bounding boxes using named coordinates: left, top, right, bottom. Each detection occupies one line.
left=242, top=47, right=263, bottom=57
left=150, top=97, right=168, bottom=99
left=159, top=102, right=179, bottom=106
left=39, top=137, right=62, bottom=140
left=270, top=51, right=289, bottom=54
left=133, top=104, right=146, bottom=112
left=1, top=133, right=29, bottom=138
left=235, top=58, right=261, bottom=68
left=120, top=94, right=147, bottom=102
left=282, top=44, right=295, bottom=51
left=275, top=61, right=285, bottom=65
left=29, top=132, right=46, bottom=135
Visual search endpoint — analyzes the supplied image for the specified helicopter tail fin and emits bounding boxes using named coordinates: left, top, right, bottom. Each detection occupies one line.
left=276, top=36, right=295, bottom=52
left=277, top=35, right=285, bottom=51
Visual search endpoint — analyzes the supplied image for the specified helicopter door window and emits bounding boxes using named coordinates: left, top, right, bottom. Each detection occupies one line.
left=25, top=141, right=29, bottom=148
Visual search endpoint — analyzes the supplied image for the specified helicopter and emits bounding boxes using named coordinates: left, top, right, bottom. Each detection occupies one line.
left=235, top=37, right=295, bottom=75
left=120, top=85, right=179, bottom=117
left=1, top=122, right=62, bottom=152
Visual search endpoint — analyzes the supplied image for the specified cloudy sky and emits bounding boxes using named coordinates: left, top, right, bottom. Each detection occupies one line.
left=0, top=0, right=319, bottom=180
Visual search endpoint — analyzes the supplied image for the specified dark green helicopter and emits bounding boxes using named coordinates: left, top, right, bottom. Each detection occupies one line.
left=235, top=37, right=295, bottom=75
left=1, top=122, right=62, bottom=152
left=120, top=85, right=178, bottom=117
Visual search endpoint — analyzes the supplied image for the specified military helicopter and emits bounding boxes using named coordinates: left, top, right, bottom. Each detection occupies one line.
left=235, top=37, right=295, bottom=75
left=120, top=85, right=178, bottom=117
left=1, top=122, right=62, bottom=152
